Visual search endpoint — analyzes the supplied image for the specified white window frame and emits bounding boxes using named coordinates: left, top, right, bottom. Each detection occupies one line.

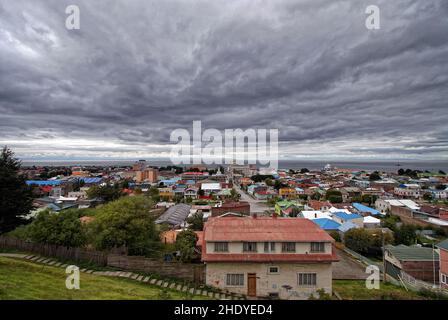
left=268, top=266, right=280, bottom=274
left=441, top=273, right=447, bottom=284
left=310, top=242, right=325, bottom=253
left=243, top=242, right=258, bottom=252
left=226, top=273, right=244, bottom=287
left=214, top=242, right=229, bottom=252
left=298, top=273, right=317, bottom=287
left=264, top=242, right=276, bottom=253
left=282, top=242, right=296, bottom=253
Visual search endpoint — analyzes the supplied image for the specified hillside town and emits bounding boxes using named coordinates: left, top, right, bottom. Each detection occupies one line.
left=2, top=152, right=447, bottom=300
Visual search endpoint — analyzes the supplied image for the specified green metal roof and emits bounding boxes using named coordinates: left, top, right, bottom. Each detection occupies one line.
left=436, top=239, right=448, bottom=251
left=385, top=244, right=439, bottom=261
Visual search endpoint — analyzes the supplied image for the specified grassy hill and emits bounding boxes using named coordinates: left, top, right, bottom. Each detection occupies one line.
left=0, top=256, right=208, bottom=300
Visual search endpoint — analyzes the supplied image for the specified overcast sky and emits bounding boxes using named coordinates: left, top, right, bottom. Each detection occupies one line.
left=0, top=0, right=447, bottom=161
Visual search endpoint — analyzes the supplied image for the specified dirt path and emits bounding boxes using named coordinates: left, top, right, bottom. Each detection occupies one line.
left=333, top=248, right=368, bottom=280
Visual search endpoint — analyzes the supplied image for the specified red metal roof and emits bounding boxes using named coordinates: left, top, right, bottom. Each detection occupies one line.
left=203, top=216, right=335, bottom=242
left=202, top=250, right=339, bottom=263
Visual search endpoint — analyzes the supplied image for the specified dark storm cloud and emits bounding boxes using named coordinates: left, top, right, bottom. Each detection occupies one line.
left=0, top=0, right=447, bottom=159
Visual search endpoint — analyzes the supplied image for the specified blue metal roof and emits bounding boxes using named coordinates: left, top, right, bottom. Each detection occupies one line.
left=26, top=180, right=62, bottom=186
left=352, top=202, right=380, bottom=215
left=313, top=218, right=341, bottom=230
left=78, top=177, right=102, bottom=184
left=338, top=221, right=360, bottom=232
left=333, top=211, right=362, bottom=220
left=161, top=179, right=177, bottom=185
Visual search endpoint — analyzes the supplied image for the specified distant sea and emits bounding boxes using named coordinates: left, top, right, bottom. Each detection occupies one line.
left=20, top=159, right=448, bottom=173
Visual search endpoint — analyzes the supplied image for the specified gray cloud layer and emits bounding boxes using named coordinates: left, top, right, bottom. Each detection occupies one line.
left=0, top=0, right=447, bottom=160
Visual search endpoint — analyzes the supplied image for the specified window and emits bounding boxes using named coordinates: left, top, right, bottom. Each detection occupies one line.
left=282, top=242, right=296, bottom=252
left=264, top=242, right=276, bottom=253
left=298, top=273, right=317, bottom=286
left=214, top=242, right=228, bottom=252
left=310, top=242, right=325, bottom=253
left=264, top=242, right=269, bottom=252
left=442, top=274, right=447, bottom=284
left=268, top=266, right=279, bottom=274
left=226, top=274, right=244, bottom=286
left=243, top=242, right=257, bottom=252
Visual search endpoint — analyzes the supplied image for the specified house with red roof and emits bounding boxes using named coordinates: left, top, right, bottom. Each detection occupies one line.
left=307, top=200, right=332, bottom=211
left=201, top=216, right=338, bottom=299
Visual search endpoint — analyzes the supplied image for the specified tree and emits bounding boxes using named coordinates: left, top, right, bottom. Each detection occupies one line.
left=361, top=194, right=377, bottom=206
left=230, top=188, right=240, bottom=201
left=88, top=196, right=158, bottom=252
left=311, top=192, right=322, bottom=200
left=86, top=184, right=125, bottom=202
left=250, top=175, right=274, bottom=183
left=439, top=170, right=446, bottom=175
left=300, top=168, right=310, bottom=174
left=0, top=146, right=34, bottom=234
left=344, top=229, right=372, bottom=255
left=369, top=171, right=381, bottom=181
left=423, top=192, right=433, bottom=201
left=274, top=180, right=287, bottom=190
left=25, top=209, right=87, bottom=247
left=148, top=186, right=160, bottom=202
left=394, top=224, right=417, bottom=245
left=175, top=229, right=198, bottom=262
left=325, top=189, right=342, bottom=203
left=186, top=212, right=204, bottom=231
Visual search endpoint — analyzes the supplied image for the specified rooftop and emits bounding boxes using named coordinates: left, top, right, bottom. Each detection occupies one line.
left=203, top=216, right=335, bottom=242
left=437, top=239, right=448, bottom=251
left=313, top=218, right=341, bottom=230
left=155, top=204, right=192, bottom=226
left=385, top=245, right=439, bottom=261
left=352, top=203, right=381, bottom=216
left=333, top=211, right=362, bottom=220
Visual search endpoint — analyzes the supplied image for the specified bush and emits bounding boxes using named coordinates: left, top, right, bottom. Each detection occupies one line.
left=186, top=212, right=204, bottom=231
left=87, top=196, right=158, bottom=252
left=329, top=231, right=341, bottom=242
left=394, top=224, right=418, bottom=245
left=344, top=228, right=393, bottom=257
left=175, top=229, right=198, bottom=262
left=24, top=209, right=87, bottom=247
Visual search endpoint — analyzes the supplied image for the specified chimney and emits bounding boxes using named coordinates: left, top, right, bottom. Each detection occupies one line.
left=272, top=213, right=277, bottom=219
left=253, top=213, right=257, bottom=219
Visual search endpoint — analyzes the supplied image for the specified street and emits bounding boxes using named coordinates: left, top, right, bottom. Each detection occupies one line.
left=234, top=185, right=271, bottom=214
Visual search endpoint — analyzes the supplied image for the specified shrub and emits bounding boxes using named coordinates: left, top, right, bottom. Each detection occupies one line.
left=329, top=231, right=341, bottom=242
left=87, top=196, right=158, bottom=252
left=25, top=209, right=87, bottom=247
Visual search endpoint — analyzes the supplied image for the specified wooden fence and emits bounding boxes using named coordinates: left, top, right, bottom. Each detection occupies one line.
left=0, top=236, right=205, bottom=284
left=0, top=236, right=108, bottom=266
left=107, top=254, right=205, bottom=283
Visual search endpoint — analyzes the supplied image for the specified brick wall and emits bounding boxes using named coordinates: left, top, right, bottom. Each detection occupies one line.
left=401, top=260, right=439, bottom=283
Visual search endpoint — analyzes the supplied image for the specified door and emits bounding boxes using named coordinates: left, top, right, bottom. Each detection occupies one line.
left=247, top=273, right=257, bottom=297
